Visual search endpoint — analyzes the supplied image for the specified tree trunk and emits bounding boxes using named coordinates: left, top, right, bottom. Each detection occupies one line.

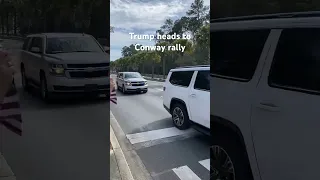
left=151, top=61, right=154, bottom=79
left=13, top=9, right=17, bottom=35
left=142, top=64, right=145, bottom=74
left=6, top=11, right=9, bottom=35
left=162, top=56, right=166, bottom=79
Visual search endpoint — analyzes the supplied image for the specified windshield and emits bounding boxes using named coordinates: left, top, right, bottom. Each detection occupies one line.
left=46, top=36, right=103, bottom=54
left=124, top=72, right=142, bottom=79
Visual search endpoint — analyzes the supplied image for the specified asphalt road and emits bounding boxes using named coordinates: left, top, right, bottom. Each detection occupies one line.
left=110, top=75, right=210, bottom=180
left=1, top=39, right=110, bottom=180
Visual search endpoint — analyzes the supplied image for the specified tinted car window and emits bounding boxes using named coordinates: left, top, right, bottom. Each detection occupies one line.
left=124, top=72, right=141, bottom=79
left=194, top=70, right=210, bottom=91
left=211, top=30, right=270, bottom=81
left=46, top=36, right=102, bottom=54
left=28, top=37, right=43, bottom=52
left=269, top=28, right=320, bottom=93
left=22, top=37, right=31, bottom=50
left=169, top=71, right=194, bottom=87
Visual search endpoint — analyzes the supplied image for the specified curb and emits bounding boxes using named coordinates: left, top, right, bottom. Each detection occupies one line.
left=110, top=111, right=152, bottom=180
left=110, top=125, right=134, bottom=180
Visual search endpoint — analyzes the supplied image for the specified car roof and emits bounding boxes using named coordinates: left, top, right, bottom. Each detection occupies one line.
left=170, top=65, right=209, bottom=72
left=211, top=11, right=320, bottom=31
left=27, top=33, right=92, bottom=38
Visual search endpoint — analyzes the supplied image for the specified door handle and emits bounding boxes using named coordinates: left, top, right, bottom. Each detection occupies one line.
left=190, top=94, right=196, bottom=97
left=256, top=102, right=280, bottom=112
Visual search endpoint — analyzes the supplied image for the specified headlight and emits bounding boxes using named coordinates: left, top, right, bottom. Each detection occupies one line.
left=125, top=81, right=131, bottom=86
left=49, top=64, right=65, bottom=75
left=144, top=81, right=148, bottom=85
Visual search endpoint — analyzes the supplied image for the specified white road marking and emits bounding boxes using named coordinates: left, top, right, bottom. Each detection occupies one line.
left=126, top=127, right=195, bottom=144
left=172, top=165, right=201, bottom=180
left=154, top=88, right=163, bottom=91
left=199, top=159, right=210, bottom=170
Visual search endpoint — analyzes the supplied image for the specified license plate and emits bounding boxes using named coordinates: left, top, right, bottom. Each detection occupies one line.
left=136, top=88, right=141, bottom=91
left=85, top=84, right=98, bottom=91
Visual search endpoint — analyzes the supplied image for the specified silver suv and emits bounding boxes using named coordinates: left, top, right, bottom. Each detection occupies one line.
left=116, top=72, right=148, bottom=93
left=20, top=33, right=110, bottom=101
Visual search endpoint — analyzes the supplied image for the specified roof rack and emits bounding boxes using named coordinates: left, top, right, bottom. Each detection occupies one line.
left=175, top=65, right=210, bottom=69
left=211, top=11, right=320, bottom=23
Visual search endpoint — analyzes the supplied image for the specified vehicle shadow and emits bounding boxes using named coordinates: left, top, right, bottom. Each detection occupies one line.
left=129, top=117, right=211, bottom=150
left=129, top=117, right=173, bottom=134
left=115, top=89, right=147, bottom=97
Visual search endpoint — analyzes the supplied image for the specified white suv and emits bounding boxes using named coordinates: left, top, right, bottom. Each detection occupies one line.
left=211, top=12, right=320, bottom=180
left=163, top=65, right=210, bottom=130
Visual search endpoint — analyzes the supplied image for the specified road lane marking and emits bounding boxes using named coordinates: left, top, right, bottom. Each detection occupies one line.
left=126, top=127, right=195, bottom=144
left=199, top=159, right=210, bottom=170
left=154, top=88, right=163, bottom=91
left=172, top=166, right=201, bottom=180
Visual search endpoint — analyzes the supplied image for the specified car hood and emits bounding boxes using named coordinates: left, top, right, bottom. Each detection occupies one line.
left=46, top=52, right=109, bottom=64
left=125, top=77, right=146, bottom=82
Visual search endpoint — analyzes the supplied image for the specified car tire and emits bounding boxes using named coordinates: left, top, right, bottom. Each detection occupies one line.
left=40, top=74, right=51, bottom=102
left=211, top=130, right=253, bottom=180
left=21, top=66, right=29, bottom=91
left=171, top=103, right=190, bottom=130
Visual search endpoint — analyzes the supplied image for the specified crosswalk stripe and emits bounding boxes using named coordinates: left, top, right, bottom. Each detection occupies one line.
left=172, top=165, right=201, bottom=180
left=126, top=127, right=195, bottom=144
left=199, top=159, right=210, bottom=170
left=154, top=88, right=163, bottom=91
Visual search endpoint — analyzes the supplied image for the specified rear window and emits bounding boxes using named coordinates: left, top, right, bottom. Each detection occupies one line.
left=169, top=71, right=194, bottom=87
left=269, top=28, right=320, bottom=94
left=194, top=70, right=210, bottom=91
left=211, top=30, right=270, bottom=81
left=22, top=37, right=31, bottom=50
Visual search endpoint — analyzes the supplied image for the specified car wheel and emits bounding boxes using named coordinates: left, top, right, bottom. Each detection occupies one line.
left=211, top=131, right=253, bottom=180
left=40, top=74, right=50, bottom=102
left=171, top=103, right=190, bottom=130
left=21, top=67, right=29, bottom=91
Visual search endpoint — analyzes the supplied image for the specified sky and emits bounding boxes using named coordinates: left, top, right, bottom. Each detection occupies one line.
left=110, top=0, right=210, bottom=61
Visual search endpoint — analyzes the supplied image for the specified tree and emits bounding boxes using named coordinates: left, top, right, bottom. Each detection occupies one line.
left=156, top=41, right=170, bottom=79
left=186, top=0, right=209, bottom=37
left=143, top=51, right=161, bottom=78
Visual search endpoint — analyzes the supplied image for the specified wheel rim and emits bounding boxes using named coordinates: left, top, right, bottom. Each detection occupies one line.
left=41, top=79, right=46, bottom=98
left=172, top=107, right=184, bottom=126
left=211, top=145, right=236, bottom=180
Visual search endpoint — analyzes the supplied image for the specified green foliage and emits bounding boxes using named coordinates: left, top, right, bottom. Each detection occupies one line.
left=0, top=0, right=109, bottom=38
left=111, top=0, right=210, bottom=77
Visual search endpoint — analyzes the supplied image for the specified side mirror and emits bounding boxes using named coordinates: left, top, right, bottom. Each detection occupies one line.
left=104, top=46, right=110, bottom=53
left=31, top=47, right=40, bottom=53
